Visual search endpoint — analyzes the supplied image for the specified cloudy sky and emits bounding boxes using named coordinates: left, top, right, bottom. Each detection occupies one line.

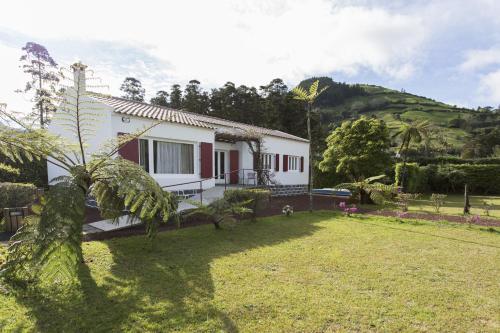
left=1, top=0, right=500, bottom=113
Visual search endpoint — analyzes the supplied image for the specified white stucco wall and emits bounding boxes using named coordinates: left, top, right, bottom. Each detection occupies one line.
left=48, top=94, right=309, bottom=191
left=47, top=96, right=114, bottom=183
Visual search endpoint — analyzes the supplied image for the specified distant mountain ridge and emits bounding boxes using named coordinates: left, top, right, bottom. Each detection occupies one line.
left=299, top=77, right=500, bottom=152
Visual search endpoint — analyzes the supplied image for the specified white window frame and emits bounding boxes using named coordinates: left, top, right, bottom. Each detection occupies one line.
left=152, top=138, right=195, bottom=175
left=288, top=155, right=300, bottom=172
left=261, top=153, right=274, bottom=170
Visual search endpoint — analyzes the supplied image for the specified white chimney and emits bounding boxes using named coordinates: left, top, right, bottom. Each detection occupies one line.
left=71, top=62, right=87, bottom=92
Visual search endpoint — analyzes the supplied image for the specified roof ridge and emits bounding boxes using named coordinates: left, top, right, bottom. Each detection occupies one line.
left=91, top=93, right=308, bottom=142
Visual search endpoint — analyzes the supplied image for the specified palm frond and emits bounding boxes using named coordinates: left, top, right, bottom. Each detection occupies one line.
left=309, top=80, right=319, bottom=96
left=1, top=181, right=85, bottom=284
left=291, top=86, right=309, bottom=101
left=89, top=157, right=177, bottom=239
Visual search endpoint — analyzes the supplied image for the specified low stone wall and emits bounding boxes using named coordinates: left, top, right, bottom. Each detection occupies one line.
left=263, top=184, right=308, bottom=197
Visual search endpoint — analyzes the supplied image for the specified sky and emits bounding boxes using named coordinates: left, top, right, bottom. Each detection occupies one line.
left=1, top=0, right=500, bottom=113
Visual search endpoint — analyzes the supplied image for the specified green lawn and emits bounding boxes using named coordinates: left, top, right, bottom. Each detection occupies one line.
left=1, top=212, right=499, bottom=332
left=407, top=194, right=500, bottom=219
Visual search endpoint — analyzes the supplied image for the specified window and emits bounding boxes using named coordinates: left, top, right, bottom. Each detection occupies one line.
left=139, top=139, right=149, bottom=172
left=288, top=155, right=299, bottom=171
left=153, top=140, right=194, bottom=174
left=262, top=153, right=274, bottom=170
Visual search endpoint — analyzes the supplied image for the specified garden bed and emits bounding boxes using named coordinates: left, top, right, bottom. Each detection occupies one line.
left=83, top=195, right=500, bottom=241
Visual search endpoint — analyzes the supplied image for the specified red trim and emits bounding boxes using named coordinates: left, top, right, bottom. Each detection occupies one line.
left=283, top=154, right=288, bottom=172
left=200, top=142, right=213, bottom=178
left=275, top=154, right=280, bottom=172
left=117, top=132, right=139, bottom=163
left=300, top=156, right=304, bottom=172
left=229, top=150, right=239, bottom=184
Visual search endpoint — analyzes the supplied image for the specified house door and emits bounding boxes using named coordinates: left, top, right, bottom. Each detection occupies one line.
left=214, top=150, right=227, bottom=184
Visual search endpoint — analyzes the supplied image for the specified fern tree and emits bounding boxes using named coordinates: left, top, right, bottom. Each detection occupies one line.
left=0, top=63, right=176, bottom=285
left=291, top=80, right=329, bottom=212
left=393, top=120, right=432, bottom=190
left=337, top=175, right=396, bottom=205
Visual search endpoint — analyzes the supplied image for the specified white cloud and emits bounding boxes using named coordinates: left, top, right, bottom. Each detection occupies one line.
left=479, top=70, right=500, bottom=105
left=460, top=48, right=500, bottom=72
left=0, top=0, right=428, bottom=97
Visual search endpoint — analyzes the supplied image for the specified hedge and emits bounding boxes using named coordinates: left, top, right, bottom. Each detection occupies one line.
left=0, top=182, right=36, bottom=210
left=395, top=163, right=500, bottom=194
left=0, top=155, right=47, bottom=188
left=412, top=156, right=500, bottom=166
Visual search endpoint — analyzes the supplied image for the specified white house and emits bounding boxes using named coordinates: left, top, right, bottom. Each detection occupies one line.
left=47, top=64, right=310, bottom=197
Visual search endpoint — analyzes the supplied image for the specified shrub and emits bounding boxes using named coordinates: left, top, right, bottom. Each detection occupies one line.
left=224, top=188, right=270, bottom=220
left=395, top=163, right=500, bottom=194
left=395, top=163, right=428, bottom=193
left=430, top=193, right=447, bottom=213
left=0, top=182, right=36, bottom=210
left=396, top=192, right=420, bottom=212
left=0, top=154, right=47, bottom=187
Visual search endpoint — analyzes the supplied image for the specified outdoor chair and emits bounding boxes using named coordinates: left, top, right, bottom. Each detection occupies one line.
left=247, top=172, right=257, bottom=185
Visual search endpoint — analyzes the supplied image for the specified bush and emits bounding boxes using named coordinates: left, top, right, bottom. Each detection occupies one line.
left=430, top=193, right=447, bottom=213
left=0, top=154, right=47, bottom=187
left=395, top=163, right=428, bottom=193
left=224, top=188, right=270, bottom=220
left=396, top=163, right=500, bottom=194
left=0, top=182, right=36, bottom=210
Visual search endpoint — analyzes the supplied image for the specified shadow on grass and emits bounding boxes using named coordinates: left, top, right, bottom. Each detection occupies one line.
left=8, top=213, right=327, bottom=332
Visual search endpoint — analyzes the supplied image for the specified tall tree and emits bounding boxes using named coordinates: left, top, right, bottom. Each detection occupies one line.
left=292, top=80, right=329, bottom=212
left=120, top=77, right=145, bottom=102
left=182, top=80, right=210, bottom=114
left=169, top=84, right=183, bottom=109
left=150, top=90, right=169, bottom=107
left=392, top=120, right=431, bottom=190
left=0, top=63, right=176, bottom=285
left=319, top=116, right=392, bottom=181
left=17, top=42, right=59, bottom=127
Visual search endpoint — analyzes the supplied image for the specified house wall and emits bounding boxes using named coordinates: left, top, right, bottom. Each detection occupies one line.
left=47, top=95, right=114, bottom=183
left=47, top=95, right=309, bottom=194
left=110, top=113, right=216, bottom=190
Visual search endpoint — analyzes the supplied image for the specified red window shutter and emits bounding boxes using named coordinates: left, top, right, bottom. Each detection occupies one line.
left=283, top=154, right=288, bottom=172
left=117, top=132, right=139, bottom=163
left=300, top=156, right=304, bottom=172
left=229, top=150, right=239, bottom=184
left=200, top=142, right=213, bottom=178
left=275, top=154, right=280, bottom=172
left=253, top=152, right=259, bottom=170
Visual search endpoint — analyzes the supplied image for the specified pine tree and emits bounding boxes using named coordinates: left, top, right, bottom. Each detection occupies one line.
left=120, top=77, right=145, bottom=101
left=150, top=90, right=169, bottom=106
left=16, top=42, right=60, bottom=127
left=169, top=84, right=183, bottom=109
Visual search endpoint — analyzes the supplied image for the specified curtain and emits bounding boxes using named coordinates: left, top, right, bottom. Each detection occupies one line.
left=155, top=141, right=194, bottom=174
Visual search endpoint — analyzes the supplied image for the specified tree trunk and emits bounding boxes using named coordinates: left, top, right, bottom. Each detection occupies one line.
left=463, top=183, right=470, bottom=214
left=307, top=103, right=313, bottom=213
left=38, top=60, right=44, bottom=128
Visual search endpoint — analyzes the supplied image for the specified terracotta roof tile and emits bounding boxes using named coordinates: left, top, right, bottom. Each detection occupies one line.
left=92, top=94, right=309, bottom=143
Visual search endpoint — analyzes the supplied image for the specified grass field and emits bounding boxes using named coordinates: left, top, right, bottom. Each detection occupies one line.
left=407, top=194, right=500, bottom=219
left=0, top=212, right=499, bottom=332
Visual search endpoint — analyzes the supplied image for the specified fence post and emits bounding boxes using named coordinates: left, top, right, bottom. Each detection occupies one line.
left=200, top=181, right=203, bottom=205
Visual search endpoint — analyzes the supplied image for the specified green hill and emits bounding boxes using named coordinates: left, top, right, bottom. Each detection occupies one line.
left=300, top=77, right=500, bottom=154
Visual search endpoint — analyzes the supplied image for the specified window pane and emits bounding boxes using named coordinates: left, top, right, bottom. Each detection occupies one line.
left=139, top=139, right=149, bottom=172
left=154, top=141, right=194, bottom=174
left=214, top=151, right=218, bottom=179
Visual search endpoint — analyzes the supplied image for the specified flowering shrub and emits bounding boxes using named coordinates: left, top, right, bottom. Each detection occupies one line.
left=396, top=211, right=409, bottom=219
left=339, top=202, right=358, bottom=216
left=466, top=214, right=480, bottom=227
left=282, top=205, right=294, bottom=217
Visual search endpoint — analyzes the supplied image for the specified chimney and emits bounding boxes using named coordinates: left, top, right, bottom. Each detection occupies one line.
left=70, top=62, right=87, bottom=92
